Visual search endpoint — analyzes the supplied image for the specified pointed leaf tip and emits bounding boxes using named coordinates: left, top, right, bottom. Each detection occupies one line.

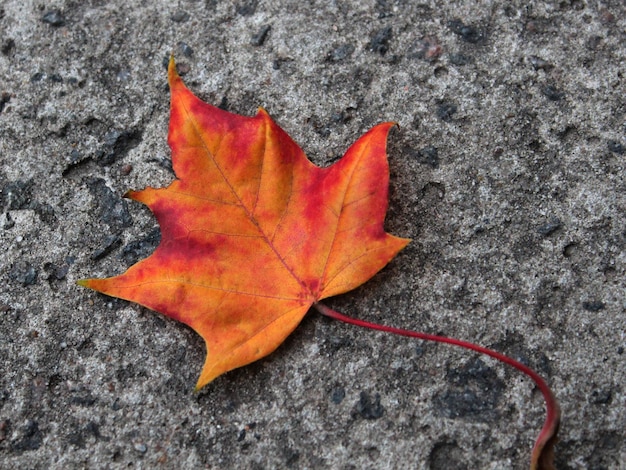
left=168, top=56, right=181, bottom=87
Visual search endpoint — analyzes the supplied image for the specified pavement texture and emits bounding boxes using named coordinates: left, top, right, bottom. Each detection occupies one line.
left=0, top=1, right=624, bottom=469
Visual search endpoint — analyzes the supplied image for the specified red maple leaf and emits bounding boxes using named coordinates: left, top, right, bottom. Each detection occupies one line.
left=79, top=58, right=409, bottom=388
left=79, top=58, right=559, bottom=469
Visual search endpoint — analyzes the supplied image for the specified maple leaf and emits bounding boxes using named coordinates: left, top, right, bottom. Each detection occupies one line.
left=79, top=58, right=560, bottom=469
left=79, top=57, right=410, bottom=389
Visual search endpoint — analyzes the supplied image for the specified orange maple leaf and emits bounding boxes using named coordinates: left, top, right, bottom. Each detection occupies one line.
left=79, top=58, right=410, bottom=389
left=80, top=58, right=560, bottom=469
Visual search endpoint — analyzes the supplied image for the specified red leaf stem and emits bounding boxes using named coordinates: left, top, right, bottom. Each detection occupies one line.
left=313, top=302, right=560, bottom=470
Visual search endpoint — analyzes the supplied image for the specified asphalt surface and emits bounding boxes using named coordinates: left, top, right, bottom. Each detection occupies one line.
left=0, top=1, right=624, bottom=468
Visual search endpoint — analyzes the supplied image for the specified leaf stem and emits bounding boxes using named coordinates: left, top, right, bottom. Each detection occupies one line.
left=313, top=302, right=560, bottom=470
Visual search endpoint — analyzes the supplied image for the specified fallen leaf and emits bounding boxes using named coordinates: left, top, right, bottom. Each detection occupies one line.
left=78, top=57, right=410, bottom=389
left=79, top=58, right=560, bottom=469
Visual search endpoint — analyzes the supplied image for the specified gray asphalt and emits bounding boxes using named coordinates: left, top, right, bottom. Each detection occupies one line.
left=0, top=1, right=624, bottom=468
